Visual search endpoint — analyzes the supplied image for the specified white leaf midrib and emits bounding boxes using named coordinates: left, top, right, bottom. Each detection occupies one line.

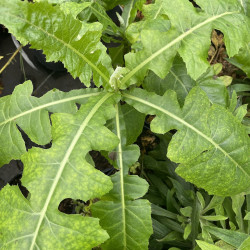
left=123, top=92, right=249, bottom=178
left=153, top=4, right=163, bottom=20
left=0, top=92, right=101, bottom=127
left=7, top=9, right=110, bottom=85
left=123, top=0, right=135, bottom=28
left=29, top=92, right=113, bottom=250
left=115, top=104, right=127, bottom=250
left=121, top=11, right=237, bottom=85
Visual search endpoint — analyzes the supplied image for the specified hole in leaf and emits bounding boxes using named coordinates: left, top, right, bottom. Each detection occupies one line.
left=10, top=177, right=29, bottom=198
left=90, top=150, right=117, bottom=175
left=58, top=198, right=78, bottom=214
left=58, top=198, right=99, bottom=216
left=201, top=150, right=208, bottom=154
left=8, top=160, right=29, bottom=198
left=137, top=129, right=160, bottom=154
left=189, top=0, right=201, bottom=8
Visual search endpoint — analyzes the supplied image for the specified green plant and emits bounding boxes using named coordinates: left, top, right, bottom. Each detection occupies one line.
left=0, top=0, right=249, bottom=249
left=142, top=134, right=250, bottom=249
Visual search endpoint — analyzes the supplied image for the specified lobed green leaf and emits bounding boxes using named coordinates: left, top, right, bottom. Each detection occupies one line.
left=77, top=1, right=120, bottom=33
left=123, top=88, right=250, bottom=196
left=196, top=64, right=229, bottom=107
left=59, top=2, right=92, bottom=19
left=92, top=104, right=152, bottom=249
left=0, top=81, right=103, bottom=167
left=125, top=0, right=170, bottom=46
left=227, top=43, right=250, bottom=77
left=122, top=0, right=250, bottom=87
left=142, top=55, right=195, bottom=106
left=0, top=92, right=120, bottom=249
left=0, top=0, right=113, bottom=87
left=143, top=59, right=229, bottom=108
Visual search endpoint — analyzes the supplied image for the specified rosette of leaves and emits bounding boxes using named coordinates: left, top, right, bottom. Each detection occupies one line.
left=0, top=0, right=250, bottom=249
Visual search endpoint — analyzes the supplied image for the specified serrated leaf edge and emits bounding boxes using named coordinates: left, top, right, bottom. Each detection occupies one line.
left=121, top=11, right=238, bottom=85
left=7, top=10, right=110, bottom=85
left=123, top=92, right=249, bottom=178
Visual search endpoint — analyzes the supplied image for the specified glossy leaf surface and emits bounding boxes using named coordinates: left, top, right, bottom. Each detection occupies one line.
left=0, top=0, right=113, bottom=87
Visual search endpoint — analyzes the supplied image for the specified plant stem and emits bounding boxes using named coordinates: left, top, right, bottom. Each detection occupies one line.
left=0, top=45, right=23, bottom=74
